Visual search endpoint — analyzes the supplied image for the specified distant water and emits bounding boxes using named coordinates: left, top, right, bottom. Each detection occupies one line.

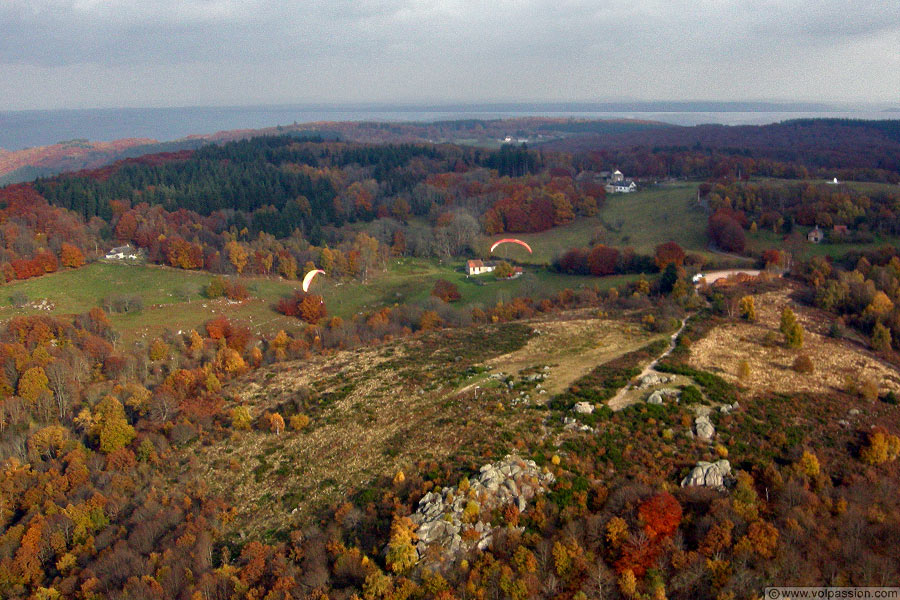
left=1, top=104, right=896, bottom=151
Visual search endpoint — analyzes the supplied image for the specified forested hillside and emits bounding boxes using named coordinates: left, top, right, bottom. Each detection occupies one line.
left=548, top=119, right=900, bottom=181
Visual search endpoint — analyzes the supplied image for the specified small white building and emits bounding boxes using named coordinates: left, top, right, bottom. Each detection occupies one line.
left=807, top=226, right=824, bottom=244
left=466, top=259, right=495, bottom=276
left=105, top=244, right=141, bottom=260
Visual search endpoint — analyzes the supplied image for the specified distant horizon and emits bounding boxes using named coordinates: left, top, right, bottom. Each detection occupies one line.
left=2, top=102, right=898, bottom=153
left=4, top=100, right=899, bottom=114
left=5, top=2, right=897, bottom=112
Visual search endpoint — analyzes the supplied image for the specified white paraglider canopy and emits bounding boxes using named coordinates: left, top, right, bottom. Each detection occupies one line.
left=302, top=269, right=326, bottom=292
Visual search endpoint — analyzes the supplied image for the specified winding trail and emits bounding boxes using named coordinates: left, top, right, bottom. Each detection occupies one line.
left=607, top=315, right=691, bottom=411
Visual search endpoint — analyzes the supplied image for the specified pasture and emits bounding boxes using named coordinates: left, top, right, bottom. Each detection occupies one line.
left=0, top=258, right=638, bottom=343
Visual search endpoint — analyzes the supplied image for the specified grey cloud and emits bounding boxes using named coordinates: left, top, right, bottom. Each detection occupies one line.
left=0, top=0, right=897, bottom=107
left=3, top=0, right=894, bottom=66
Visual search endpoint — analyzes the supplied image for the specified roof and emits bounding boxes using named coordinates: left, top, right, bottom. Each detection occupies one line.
left=467, top=259, right=484, bottom=268
left=613, top=180, right=636, bottom=187
left=108, top=245, right=134, bottom=254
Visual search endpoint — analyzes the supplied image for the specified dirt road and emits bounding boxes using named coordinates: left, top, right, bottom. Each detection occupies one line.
left=607, top=316, right=689, bottom=411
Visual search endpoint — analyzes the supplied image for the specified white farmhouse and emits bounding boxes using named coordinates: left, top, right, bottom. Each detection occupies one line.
left=605, top=180, right=637, bottom=193
left=466, top=259, right=495, bottom=276
left=105, top=244, right=141, bottom=260
left=604, top=169, right=637, bottom=193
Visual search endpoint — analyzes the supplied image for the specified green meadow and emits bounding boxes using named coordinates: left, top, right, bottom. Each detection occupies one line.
left=0, top=259, right=636, bottom=343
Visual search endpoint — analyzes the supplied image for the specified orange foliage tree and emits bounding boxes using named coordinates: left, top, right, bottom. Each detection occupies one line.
left=654, top=241, right=686, bottom=270
left=431, top=279, right=461, bottom=302
left=225, top=240, right=249, bottom=274
left=298, top=294, right=327, bottom=324
left=59, top=243, right=86, bottom=268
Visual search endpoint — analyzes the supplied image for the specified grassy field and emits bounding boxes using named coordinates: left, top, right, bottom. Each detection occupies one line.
left=747, top=227, right=900, bottom=261
left=323, top=257, right=638, bottom=317
left=597, top=182, right=709, bottom=254
left=0, top=259, right=637, bottom=343
left=470, top=182, right=714, bottom=266
left=689, top=287, right=900, bottom=396
left=0, top=262, right=307, bottom=343
left=751, top=178, right=900, bottom=197
left=473, top=218, right=604, bottom=265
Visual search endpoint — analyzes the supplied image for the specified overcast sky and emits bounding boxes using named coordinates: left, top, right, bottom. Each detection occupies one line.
left=1, top=0, right=898, bottom=110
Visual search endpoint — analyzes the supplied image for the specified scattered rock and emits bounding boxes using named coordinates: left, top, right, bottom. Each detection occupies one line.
left=680, top=460, right=732, bottom=489
left=563, top=417, right=593, bottom=432
left=647, top=388, right=681, bottom=405
left=639, top=374, right=661, bottom=388
left=849, top=408, right=860, bottom=416
left=719, top=402, right=740, bottom=414
left=638, top=373, right=673, bottom=389
left=27, top=299, right=55, bottom=311
left=573, top=402, right=594, bottom=414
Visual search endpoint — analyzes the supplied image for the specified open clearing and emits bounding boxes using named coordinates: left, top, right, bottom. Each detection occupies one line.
left=474, top=217, right=605, bottom=265
left=193, top=330, right=542, bottom=537
left=470, top=182, right=742, bottom=266
left=486, top=312, right=659, bottom=395
left=322, top=257, right=636, bottom=318
left=0, top=259, right=637, bottom=344
left=689, top=287, right=900, bottom=396
left=0, top=262, right=306, bottom=343
left=191, top=312, right=652, bottom=538
left=597, top=182, right=709, bottom=255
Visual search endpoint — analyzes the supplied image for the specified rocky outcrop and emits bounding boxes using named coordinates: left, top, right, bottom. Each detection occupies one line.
left=410, top=455, right=555, bottom=564
left=680, top=460, right=731, bottom=489
left=647, top=388, right=680, bottom=405
left=638, top=373, right=675, bottom=389
left=573, top=401, right=594, bottom=414
left=694, top=414, right=715, bottom=441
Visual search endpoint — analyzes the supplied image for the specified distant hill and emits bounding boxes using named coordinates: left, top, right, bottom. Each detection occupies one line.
left=3, top=116, right=898, bottom=185
left=0, top=117, right=671, bottom=184
left=0, top=137, right=208, bottom=185
left=545, top=118, right=900, bottom=172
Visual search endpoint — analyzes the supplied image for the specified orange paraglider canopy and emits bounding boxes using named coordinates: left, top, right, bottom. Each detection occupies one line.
left=302, top=269, right=326, bottom=292
left=490, top=238, right=532, bottom=254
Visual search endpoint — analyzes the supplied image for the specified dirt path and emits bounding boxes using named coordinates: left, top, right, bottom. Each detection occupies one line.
left=607, top=316, right=690, bottom=411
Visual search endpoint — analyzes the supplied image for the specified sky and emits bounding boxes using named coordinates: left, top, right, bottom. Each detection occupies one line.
left=1, top=0, right=898, bottom=110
